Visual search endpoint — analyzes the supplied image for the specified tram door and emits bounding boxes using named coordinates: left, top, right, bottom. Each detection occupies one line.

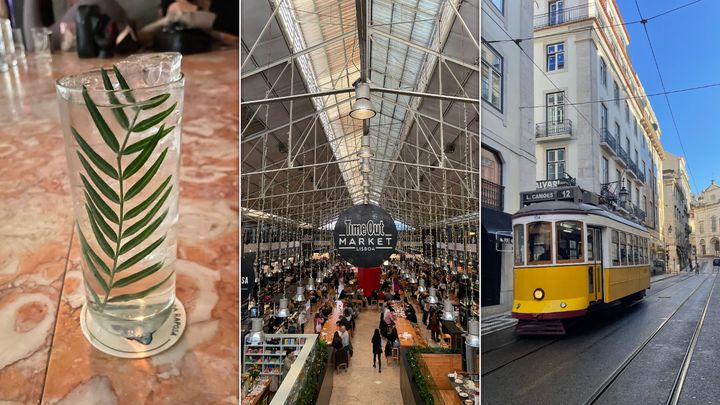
left=587, top=227, right=603, bottom=302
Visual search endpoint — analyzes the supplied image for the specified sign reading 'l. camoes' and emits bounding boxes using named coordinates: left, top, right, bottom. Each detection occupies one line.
left=333, top=204, right=398, bottom=267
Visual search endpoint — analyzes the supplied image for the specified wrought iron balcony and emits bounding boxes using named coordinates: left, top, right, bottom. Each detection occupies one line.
left=632, top=204, right=646, bottom=222
left=618, top=145, right=629, bottom=166
left=627, top=160, right=639, bottom=179
left=600, top=129, right=618, bottom=152
left=536, top=119, right=573, bottom=138
left=534, top=5, right=590, bottom=29
left=482, top=179, right=504, bottom=211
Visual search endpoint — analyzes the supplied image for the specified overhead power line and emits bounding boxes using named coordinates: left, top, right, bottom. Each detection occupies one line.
left=484, top=0, right=703, bottom=44
left=518, top=82, right=720, bottom=110
left=634, top=0, right=701, bottom=194
left=482, top=10, right=605, bottom=157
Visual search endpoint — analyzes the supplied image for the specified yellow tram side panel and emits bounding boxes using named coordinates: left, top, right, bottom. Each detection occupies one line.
left=603, top=266, right=651, bottom=302
left=513, top=265, right=590, bottom=315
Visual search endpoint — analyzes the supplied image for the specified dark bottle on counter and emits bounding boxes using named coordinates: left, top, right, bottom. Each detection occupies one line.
left=76, top=5, right=100, bottom=58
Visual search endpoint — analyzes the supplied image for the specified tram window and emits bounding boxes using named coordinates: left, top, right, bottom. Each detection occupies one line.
left=629, top=235, right=635, bottom=265
left=514, top=224, right=525, bottom=265
left=527, top=222, right=552, bottom=264
left=611, top=230, right=620, bottom=266
left=620, top=232, right=627, bottom=265
left=634, top=235, right=640, bottom=264
left=639, top=237, right=645, bottom=264
left=556, top=221, right=584, bottom=262
left=587, top=229, right=595, bottom=261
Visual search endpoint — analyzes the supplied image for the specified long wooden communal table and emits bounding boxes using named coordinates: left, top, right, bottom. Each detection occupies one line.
left=319, top=301, right=344, bottom=344
left=387, top=301, right=428, bottom=348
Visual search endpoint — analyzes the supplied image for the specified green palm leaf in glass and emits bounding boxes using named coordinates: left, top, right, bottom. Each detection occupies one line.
left=57, top=53, right=184, bottom=342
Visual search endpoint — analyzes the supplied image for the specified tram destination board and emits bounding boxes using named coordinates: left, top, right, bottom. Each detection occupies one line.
left=521, top=186, right=580, bottom=205
left=333, top=204, right=398, bottom=267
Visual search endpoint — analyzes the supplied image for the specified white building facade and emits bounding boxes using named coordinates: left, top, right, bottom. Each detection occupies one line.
left=690, top=181, right=720, bottom=258
left=662, top=153, right=692, bottom=271
left=481, top=0, right=536, bottom=316
left=530, top=0, right=665, bottom=263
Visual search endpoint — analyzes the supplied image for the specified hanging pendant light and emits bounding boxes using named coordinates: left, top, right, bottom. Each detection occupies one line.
left=466, top=319, right=480, bottom=348
left=306, top=277, right=316, bottom=292
left=441, top=300, right=455, bottom=321
left=409, top=272, right=418, bottom=284
left=417, top=278, right=427, bottom=293
left=349, top=82, right=376, bottom=120
left=427, top=287, right=438, bottom=304
left=316, top=271, right=323, bottom=284
left=276, top=298, right=290, bottom=318
left=294, top=286, right=305, bottom=302
left=247, top=318, right=265, bottom=345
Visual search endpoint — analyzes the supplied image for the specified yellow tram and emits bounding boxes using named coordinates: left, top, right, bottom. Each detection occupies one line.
left=511, top=199, right=651, bottom=332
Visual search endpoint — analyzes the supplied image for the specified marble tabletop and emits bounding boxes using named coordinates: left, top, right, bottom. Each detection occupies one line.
left=0, top=48, right=238, bottom=404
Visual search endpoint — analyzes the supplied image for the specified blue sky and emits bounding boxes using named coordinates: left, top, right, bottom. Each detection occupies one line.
left=617, top=0, right=719, bottom=194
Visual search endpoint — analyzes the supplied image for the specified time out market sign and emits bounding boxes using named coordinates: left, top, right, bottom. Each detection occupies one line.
left=333, top=204, right=398, bottom=267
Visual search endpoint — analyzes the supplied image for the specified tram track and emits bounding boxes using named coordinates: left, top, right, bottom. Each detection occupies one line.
left=481, top=273, right=698, bottom=374
left=583, top=273, right=717, bottom=405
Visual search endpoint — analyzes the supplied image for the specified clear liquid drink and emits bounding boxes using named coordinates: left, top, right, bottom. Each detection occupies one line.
left=56, top=53, right=184, bottom=342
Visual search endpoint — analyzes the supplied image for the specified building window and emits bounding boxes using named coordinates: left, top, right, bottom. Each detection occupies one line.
left=634, top=121, right=638, bottom=138
left=700, top=221, right=705, bottom=234
left=546, top=148, right=566, bottom=180
left=602, top=157, right=609, bottom=184
left=556, top=221, right=583, bottom=262
left=491, top=0, right=503, bottom=12
left=481, top=147, right=503, bottom=210
left=625, top=137, right=630, bottom=156
left=547, top=43, right=565, bottom=71
left=546, top=92, right=565, bottom=129
left=627, top=181, right=632, bottom=203
left=614, top=81, right=620, bottom=106
left=616, top=169, right=622, bottom=183
left=635, top=187, right=640, bottom=206
left=625, top=102, right=630, bottom=123
left=481, top=44, right=503, bottom=111
left=514, top=224, right=524, bottom=265
left=601, top=103, right=608, bottom=131
left=643, top=195, right=647, bottom=214
left=643, top=161, right=646, bottom=179
left=548, top=0, right=565, bottom=26
left=600, top=57, right=607, bottom=86
left=712, top=216, right=717, bottom=233
left=615, top=122, right=621, bottom=140
left=634, top=149, right=639, bottom=165
left=528, top=222, right=553, bottom=264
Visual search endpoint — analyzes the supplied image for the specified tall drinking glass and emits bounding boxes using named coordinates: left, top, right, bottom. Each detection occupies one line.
left=12, top=28, right=25, bottom=62
left=31, top=27, right=51, bottom=60
left=0, top=19, right=15, bottom=66
left=56, top=53, right=184, bottom=342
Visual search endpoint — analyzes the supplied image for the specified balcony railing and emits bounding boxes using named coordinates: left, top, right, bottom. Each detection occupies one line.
left=534, top=5, right=590, bottom=29
left=482, top=179, right=504, bottom=211
left=632, top=204, right=646, bottom=222
left=618, top=145, right=628, bottom=165
left=536, top=119, right=573, bottom=138
left=600, top=129, right=618, bottom=152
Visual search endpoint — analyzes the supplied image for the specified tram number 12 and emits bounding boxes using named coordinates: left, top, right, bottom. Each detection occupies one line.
left=559, top=189, right=572, bottom=199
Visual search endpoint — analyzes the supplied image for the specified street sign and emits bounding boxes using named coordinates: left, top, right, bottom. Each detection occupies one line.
left=521, top=187, right=577, bottom=204
left=333, top=204, right=398, bottom=267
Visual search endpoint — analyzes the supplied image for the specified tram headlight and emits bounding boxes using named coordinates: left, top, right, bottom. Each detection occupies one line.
left=560, top=302, right=567, bottom=308
left=533, top=288, right=544, bottom=300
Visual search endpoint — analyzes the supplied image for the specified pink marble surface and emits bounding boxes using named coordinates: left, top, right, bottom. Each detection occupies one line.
left=0, top=49, right=238, bottom=404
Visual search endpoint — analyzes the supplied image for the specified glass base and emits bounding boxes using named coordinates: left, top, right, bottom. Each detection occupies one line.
left=80, top=298, right=186, bottom=359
